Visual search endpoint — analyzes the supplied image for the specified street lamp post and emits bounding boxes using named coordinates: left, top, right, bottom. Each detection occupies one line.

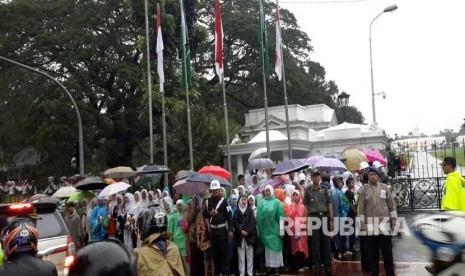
left=369, top=4, right=398, bottom=124
left=337, top=91, right=350, bottom=123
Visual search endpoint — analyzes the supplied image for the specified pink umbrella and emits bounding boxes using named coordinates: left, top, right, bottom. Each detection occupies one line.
left=363, top=149, right=387, bottom=166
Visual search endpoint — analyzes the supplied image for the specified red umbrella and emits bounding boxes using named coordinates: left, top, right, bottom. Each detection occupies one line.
left=198, top=165, right=231, bottom=180
left=363, top=149, right=387, bottom=166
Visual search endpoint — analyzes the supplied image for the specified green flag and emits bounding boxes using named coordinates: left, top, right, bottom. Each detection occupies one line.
left=179, top=0, right=192, bottom=88
left=258, top=0, right=270, bottom=78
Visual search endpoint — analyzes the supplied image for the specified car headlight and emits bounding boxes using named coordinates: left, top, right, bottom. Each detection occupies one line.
left=437, top=247, right=455, bottom=262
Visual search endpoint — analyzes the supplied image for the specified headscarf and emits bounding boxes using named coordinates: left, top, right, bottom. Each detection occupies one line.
left=134, top=191, right=141, bottom=204
left=264, top=185, right=274, bottom=199
left=284, top=184, right=296, bottom=205
left=232, top=189, right=239, bottom=196
left=148, top=191, right=155, bottom=202
left=124, top=192, right=134, bottom=213
left=131, top=191, right=141, bottom=218
left=238, top=194, right=248, bottom=214
left=229, top=195, right=238, bottom=215
left=274, top=188, right=286, bottom=202
left=238, top=185, right=245, bottom=195
left=97, top=196, right=105, bottom=207
left=292, top=190, right=302, bottom=204
left=162, top=187, right=170, bottom=198
left=140, top=189, right=149, bottom=209
left=221, top=187, right=227, bottom=199
left=163, top=196, right=174, bottom=214
left=116, top=195, right=124, bottom=216
left=247, top=195, right=256, bottom=209
left=176, top=199, right=185, bottom=212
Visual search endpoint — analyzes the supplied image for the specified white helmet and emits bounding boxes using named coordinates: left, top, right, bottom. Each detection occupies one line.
left=210, top=180, right=221, bottom=190
left=359, top=161, right=369, bottom=170
left=373, top=161, right=383, bottom=168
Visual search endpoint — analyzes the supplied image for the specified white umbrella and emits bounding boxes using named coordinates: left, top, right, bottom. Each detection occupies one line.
left=52, top=186, right=77, bottom=198
left=248, top=147, right=268, bottom=162
left=98, top=182, right=131, bottom=197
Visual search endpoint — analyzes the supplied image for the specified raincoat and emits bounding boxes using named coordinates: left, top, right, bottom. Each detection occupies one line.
left=90, top=197, right=109, bottom=241
left=284, top=190, right=308, bottom=258
left=168, top=200, right=187, bottom=257
left=257, top=186, right=285, bottom=251
left=442, top=170, right=465, bottom=211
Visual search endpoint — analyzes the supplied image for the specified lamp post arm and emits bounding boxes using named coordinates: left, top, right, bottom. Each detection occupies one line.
left=0, top=55, right=84, bottom=176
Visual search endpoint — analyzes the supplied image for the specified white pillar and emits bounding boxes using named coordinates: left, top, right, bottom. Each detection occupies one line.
left=282, top=151, right=290, bottom=161
left=237, top=154, right=244, bottom=176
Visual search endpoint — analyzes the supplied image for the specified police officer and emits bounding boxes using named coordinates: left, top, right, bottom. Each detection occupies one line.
left=303, top=172, right=334, bottom=276
left=203, top=180, right=233, bottom=275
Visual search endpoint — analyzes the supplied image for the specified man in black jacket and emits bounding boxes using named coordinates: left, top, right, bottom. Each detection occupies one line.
left=203, top=180, right=233, bottom=275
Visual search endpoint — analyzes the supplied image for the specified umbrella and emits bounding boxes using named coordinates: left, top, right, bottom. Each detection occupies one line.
left=248, top=147, right=268, bottom=162
left=247, top=158, right=276, bottom=170
left=98, top=181, right=131, bottom=197
left=37, top=196, right=61, bottom=204
left=304, top=155, right=324, bottom=166
left=198, top=165, right=231, bottom=180
left=314, top=158, right=347, bottom=172
left=25, top=194, right=48, bottom=202
left=136, top=164, right=171, bottom=174
left=75, top=177, right=107, bottom=191
left=272, top=159, right=309, bottom=176
left=364, top=149, right=387, bottom=166
left=186, top=172, right=230, bottom=187
left=52, top=186, right=77, bottom=198
left=173, top=178, right=209, bottom=194
left=342, top=149, right=368, bottom=172
left=175, top=170, right=194, bottom=181
left=104, top=166, right=135, bottom=178
left=67, top=190, right=96, bottom=203
left=253, top=178, right=282, bottom=195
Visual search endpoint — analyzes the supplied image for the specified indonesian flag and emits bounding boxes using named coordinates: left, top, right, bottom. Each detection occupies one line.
left=156, top=4, right=164, bottom=92
left=275, top=4, right=282, bottom=81
left=215, top=0, right=224, bottom=82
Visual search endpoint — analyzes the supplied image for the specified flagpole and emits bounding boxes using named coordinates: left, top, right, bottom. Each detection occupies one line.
left=144, top=0, right=154, bottom=164
left=276, top=0, right=292, bottom=159
left=157, top=3, right=169, bottom=187
left=222, top=76, right=232, bottom=182
left=259, top=0, right=271, bottom=159
left=180, top=0, right=194, bottom=170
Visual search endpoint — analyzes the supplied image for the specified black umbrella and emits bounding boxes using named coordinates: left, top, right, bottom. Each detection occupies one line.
left=75, top=177, right=107, bottom=191
left=136, top=165, right=171, bottom=174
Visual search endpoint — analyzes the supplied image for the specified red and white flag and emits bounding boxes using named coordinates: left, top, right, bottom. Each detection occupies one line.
left=214, top=0, right=224, bottom=82
left=156, top=4, right=164, bottom=92
left=275, top=4, right=282, bottom=81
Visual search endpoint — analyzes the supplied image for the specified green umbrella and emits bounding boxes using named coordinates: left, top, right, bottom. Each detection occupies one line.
left=67, top=190, right=96, bottom=203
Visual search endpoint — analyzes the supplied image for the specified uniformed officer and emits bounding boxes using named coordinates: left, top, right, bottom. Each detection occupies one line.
left=303, top=172, right=334, bottom=276
left=203, top=180, right=233, bottom=275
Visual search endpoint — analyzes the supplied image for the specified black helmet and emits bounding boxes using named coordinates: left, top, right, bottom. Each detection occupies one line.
left=69, top=238, right=136, bottom=276
left=137, top=204, right=167, bottom=241
left=2, top=217, right=38, bottom=259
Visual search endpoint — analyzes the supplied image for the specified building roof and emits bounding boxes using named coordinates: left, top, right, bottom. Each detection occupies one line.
left=248, top=130, right=287, bottom=143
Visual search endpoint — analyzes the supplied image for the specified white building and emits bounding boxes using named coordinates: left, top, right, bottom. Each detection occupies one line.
left=223, top=104, right=388, bottom=176
left=390, top=136, right=446, bottom=151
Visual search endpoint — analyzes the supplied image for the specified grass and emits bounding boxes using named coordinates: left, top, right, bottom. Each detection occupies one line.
left=433, top=147, right=465, bottom=166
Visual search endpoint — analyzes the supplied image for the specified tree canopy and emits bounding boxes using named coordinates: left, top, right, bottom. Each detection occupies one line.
left=0, top=0, right=364, bottom=187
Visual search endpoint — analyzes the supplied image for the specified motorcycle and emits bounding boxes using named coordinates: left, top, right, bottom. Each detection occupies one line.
left=411, top=211, right=465, bottom=275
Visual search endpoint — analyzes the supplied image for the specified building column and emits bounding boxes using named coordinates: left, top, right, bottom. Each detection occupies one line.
left=282, top=151, right=290, bottom=161
left=236, top=154, right=244, bottom=176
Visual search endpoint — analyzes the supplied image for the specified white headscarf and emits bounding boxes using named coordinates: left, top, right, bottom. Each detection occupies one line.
left=265, top=185, right=274, bottom=198
left=140, top=189, right=149, bottom=209
left=124, top=192, right=134, bottom=213
left=238, top=194, right=248, bottom=214
left=131, top=191, right=141, bottom=218
left=284, top=184, right=295, bottom=205
left=238, top=185, right=245, bottom=195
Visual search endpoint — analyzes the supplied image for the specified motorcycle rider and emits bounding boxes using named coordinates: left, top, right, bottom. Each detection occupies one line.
left=0, top=217, right=57, bottom=275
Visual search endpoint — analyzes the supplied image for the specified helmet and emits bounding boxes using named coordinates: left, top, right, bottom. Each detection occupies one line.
left=137, top=204, right=167, bottom=241
left=69, top=238, right=136, bottom=276
left=359, top=161, right=369, bottom=170
left=372, top=161, right=383, bottom=168
left=210, top=180, right=221, bottom=190
left=2, top=217, right=38, bottom=259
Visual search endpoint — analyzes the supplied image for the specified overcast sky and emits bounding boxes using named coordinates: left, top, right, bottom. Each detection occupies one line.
left=279, top=0, right=465, bottom=137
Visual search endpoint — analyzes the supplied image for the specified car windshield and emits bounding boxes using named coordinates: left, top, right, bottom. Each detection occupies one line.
left=36, top=211, right=68, bottom=239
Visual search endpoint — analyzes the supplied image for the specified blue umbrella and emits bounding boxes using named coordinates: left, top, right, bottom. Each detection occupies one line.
left=272, top=159, right=309, bottom=176
left=185, top=172, right=230, bottom=187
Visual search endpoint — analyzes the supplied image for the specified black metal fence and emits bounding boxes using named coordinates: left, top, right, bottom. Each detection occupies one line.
left=389, top=138, right=465, bottom=211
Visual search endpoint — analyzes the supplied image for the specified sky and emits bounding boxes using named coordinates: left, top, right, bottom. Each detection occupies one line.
left=279, top=0, right=465, bottom=138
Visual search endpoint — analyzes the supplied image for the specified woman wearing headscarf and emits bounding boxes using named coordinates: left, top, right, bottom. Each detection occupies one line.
left=168, top=199, right=187, bottom=259
left=80, top=198, right=92, bottom=245
left=139, top=189, right=150, bottom=210
left=285, top=190, right=308, bottom=272
left=196, top=198, right=213, bottom=276
left=123, top=192, right=134, bottom=249
left=247, top=195, right=257, bottom=218
left=332, top=176, right=349, bottom=260
left=187, top=195, right=204, bottom=276
left=90, top=196, right=109, bottom=241
left=257, top=185, right=285, bottom=275
left=130, top=191, right=142, bottom=248
left=233, top=194, right=257, bottom=276
left=228, top=194, right=239, bottom=274
left=162, top=187, right=171, bottom=198
left=114, top=195, right=124, bottom=242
